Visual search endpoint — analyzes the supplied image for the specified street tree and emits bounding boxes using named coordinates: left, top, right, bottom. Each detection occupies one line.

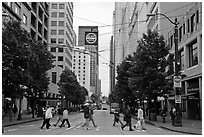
left=2, top=20, right=53, bottom=118
left=58, top=69, right=80, bottom=109
left=128, top=30, right=169, bottom=119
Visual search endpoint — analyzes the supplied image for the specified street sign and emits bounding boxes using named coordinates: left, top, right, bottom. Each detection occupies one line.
left=175, top=95, right=181, bottom=103
left=174, top=76, right=181, bottom=87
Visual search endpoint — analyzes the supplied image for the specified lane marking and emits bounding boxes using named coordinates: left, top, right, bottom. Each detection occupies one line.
left=7, top=129, right=19, bottom=132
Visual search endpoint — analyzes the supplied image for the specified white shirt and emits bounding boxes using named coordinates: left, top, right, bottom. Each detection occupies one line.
left=45, top=108, right=53, bottom=119
left=63, top=110, right=69, bottom=119
left=137, top=108, right=144, bottom=119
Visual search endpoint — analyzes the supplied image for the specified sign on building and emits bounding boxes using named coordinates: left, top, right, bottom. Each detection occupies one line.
left=85, top=32, right=98, bottom=45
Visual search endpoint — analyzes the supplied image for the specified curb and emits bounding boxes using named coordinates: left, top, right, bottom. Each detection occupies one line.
left=144, top=120, right=201, bottom=135
left=3, top=118, right=43, bottom=127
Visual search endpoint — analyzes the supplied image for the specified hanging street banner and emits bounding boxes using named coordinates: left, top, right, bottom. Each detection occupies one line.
left=174, top=76, right=182, bottom=88
left=85, top=32, right=98, bottom=45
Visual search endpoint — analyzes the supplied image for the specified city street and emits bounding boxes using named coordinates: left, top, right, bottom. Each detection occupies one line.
left=3, top=110, right=186, bottom=135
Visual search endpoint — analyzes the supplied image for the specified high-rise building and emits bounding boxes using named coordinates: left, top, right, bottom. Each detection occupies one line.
left=78, top=26, right=99, bottom=96
left=47, top=2, right=75, bottom=106
left=72, top=47, right=91, bottom=96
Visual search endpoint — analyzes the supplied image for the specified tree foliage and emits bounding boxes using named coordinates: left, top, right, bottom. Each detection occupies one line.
left=58, top=69, right=87, bottom=107
left=2, top=20, right=53, bottom=99
left=128, top=29, right=169, bottom=99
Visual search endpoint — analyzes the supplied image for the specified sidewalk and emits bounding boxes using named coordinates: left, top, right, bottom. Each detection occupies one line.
left=144, top=116, right=202, bottom=135
left=2, top=114, right=43, bottom=127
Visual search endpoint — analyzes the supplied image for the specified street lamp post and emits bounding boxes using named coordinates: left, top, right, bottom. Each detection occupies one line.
left=147, top=13, right=182, bottom=126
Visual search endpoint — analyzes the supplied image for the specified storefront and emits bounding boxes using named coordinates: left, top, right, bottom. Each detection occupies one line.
left=186, top=77, right=201, bottom=120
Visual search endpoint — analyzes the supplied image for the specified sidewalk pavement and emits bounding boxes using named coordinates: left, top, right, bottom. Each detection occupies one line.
left=2, top=114, right=43, bottom=127
left=142, top=116, right=202, bottom=135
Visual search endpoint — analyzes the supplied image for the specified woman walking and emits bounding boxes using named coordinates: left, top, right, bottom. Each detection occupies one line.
left=40, top=106, right=52, bottom=129
left=59, top=108, right=71, bottom=128
left=82, top=103, right=91, bottom=130
left=121, top=105, right=134, bottom=131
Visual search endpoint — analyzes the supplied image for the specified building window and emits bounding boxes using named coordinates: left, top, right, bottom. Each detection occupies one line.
left=59, top=21, right=64, bottom=26
left=22, top=14, right=27, bottom=25
left=179, top=26, right=182, bottom=42
left=51, top=30, right=57, bottom=35
left=59, top=4, right=65, bottom=9
left=183, top=23, right=185, bottom=35
left=187, top=19, right=190, bottom=33
left=51, top=21, right=57, bottom=26
left=190, top=14, right=195, bottom=33
left=51, top=38, right=57, bottom=43
left=178, top=49, right=184, bottom=71
left=170, top=35, right=173, bottom=49
left=52, top=72, right=57, bottom=84
left=59, top=30, right=64, bottom=35
left=58, top=47, right=63, bottom=52
left=51, top=47, right=56, bottom=52
left=51, top=4, right=57, bottom=9
left=58, top=56, right=63, bottom=61
left=58, top=65, right=63, bottom=68
left=58, top=38, right=64, bottom=44
left=15, top=6, right=20, bottom=15
left=59, top=12, right=64, bottom=17
left=51, top=12, right=57, bottom=17
left=188, top=39, right=198, bottom=67
left=196, top=10, right=199, bottom=24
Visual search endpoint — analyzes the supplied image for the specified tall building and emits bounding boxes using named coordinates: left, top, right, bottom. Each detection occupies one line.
left=112, top=2, right=202, bottom=120
left=72, top=47, right=91, bottom=96
left=47, top=2, right=74, bottom=106
left=2, top=2, right=49, bottom=113
left=78, top=26, right=99, bottom=96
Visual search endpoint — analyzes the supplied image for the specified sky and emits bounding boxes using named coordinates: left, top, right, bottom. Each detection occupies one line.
left=73, top=2, right=115, bottom=97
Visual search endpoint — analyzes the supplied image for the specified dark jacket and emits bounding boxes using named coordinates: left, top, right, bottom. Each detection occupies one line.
left=84, top=106, right=90, bottom=119
left=124, top=108, right=131, bottom=122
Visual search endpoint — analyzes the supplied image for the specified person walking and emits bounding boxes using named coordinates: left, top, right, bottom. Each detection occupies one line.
left=13, top=105, right=18, bottom=117
left=53, top=106, right=63, bottom=127
left=137, top=106, right=145, bottom=130
left=121, top=105, right=134, bottom=131
left=89, top=103, right=97, bottom=127
left=170, top=107, right=176, bottom=125
left=113, top=107, right=124, bottom=126
left=82, top=103, right=91, bottom=130
left=40, top=106, right=52, bottom=129
left=59, top=108, right=71, bottom=128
